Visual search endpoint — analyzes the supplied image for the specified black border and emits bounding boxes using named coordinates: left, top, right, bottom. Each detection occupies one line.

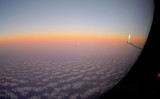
left=100, top=0, right=160, bottom=98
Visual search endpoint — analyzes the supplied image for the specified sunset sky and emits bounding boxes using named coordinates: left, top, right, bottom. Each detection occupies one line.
left=0, top=0, right=154, bottom=44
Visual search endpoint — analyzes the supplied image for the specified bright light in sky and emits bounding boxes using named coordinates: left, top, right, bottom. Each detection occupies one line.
left=0, top=0, right=154, bottom=43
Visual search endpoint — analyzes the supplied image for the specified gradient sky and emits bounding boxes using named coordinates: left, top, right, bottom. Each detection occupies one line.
left=0, top=0, right=154, bottom=42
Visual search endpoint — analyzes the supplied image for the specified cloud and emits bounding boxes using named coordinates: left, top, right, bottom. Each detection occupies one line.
left=72, top=82, right=84, bottom=89
left=0, top=90, right=18, bottom=99
left=80, top=87, right=99, bottom=99
left=27, top=95, right=41, bottom=99
left=69, top=93, right=79, bottom=99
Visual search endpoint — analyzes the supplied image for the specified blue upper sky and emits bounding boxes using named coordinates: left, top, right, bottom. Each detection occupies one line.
left=0, top=0, right=154, bottom=38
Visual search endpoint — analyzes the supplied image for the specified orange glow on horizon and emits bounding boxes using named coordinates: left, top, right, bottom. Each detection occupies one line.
left=0, top=32, right=125, bottom=43
left=0, top=31, right=146, bottom=46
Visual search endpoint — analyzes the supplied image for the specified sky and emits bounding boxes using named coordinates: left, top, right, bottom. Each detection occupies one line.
left=0, top=0, right=154, bottom=43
